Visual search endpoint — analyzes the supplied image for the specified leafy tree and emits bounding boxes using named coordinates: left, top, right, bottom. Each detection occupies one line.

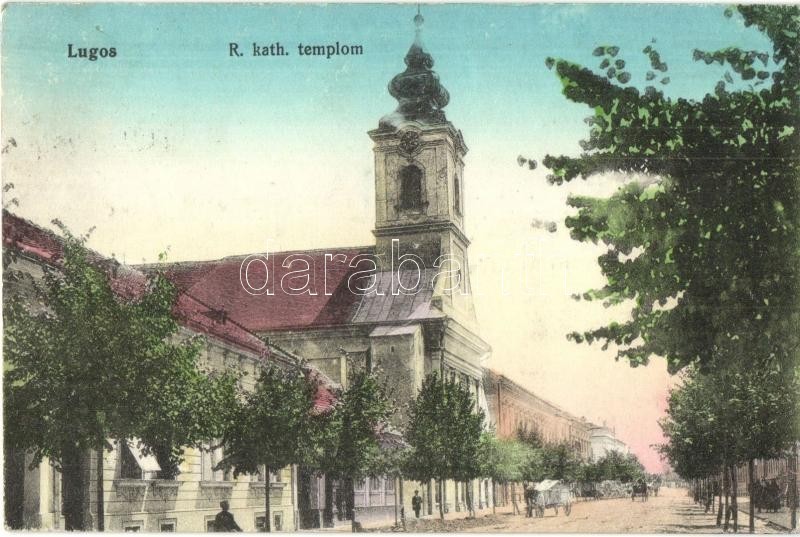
left=403, top=373, right=484, bottom=520
left=541, top=5, right=799, bottom=377
left=316, top=369, right=393, bottom=530
left=543, top=10, right=799, bottom=528
left=479, top=433, right=530, bottom=484
left=516, top=424, right=544, bottom=450
left=217, top=363, right=322, bottom=532
left=591, top=450, right=645, bottom=483
left=478, top=434, right=533, bottom=513
left=538, top=442, right=584, bottom=482
left=3, top=224, right=237, bottom=530
left=660, top=365, right=798, bottom=531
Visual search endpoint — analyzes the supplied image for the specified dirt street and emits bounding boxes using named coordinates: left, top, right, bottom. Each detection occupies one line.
left=374, top=488, right=784, bottom=533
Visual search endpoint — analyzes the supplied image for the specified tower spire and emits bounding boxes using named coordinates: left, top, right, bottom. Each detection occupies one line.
left=379, top=10, right=450, bottom=130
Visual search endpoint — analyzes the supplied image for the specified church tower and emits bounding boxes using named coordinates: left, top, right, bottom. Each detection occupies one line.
left=369, top=13, right=473, bottom=311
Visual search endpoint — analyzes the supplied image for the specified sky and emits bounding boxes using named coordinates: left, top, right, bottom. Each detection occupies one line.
left=1, top=3, right=774, bottom=472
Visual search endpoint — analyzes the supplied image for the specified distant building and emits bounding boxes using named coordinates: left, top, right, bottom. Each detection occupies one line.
left=483, top=369, right=591, bottom=459
left=588, top=423, right=629, bottom=461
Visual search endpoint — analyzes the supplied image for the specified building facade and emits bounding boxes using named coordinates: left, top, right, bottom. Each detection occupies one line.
left=588, top=423, right=629, bottom=461
left=483, top=369, right=591, bottom=460
left=2, top=212, right=336, bottom=532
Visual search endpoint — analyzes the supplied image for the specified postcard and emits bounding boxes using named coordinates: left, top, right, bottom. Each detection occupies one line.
left=2, top=3, right=798, bottom=533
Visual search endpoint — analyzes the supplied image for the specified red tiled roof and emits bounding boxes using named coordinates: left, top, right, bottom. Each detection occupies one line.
left=305, top=367, right=338, bottom=415
left=147, top=247, right=374, bottom=332
left=2, top=211, right=270, bottom=358
left=3, top=211, right=338, bottom=412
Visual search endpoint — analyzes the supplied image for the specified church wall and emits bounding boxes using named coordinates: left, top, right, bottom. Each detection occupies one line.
left=260, top=327, right=370, bottom=387
left=370, top=327, right=425, bottom=428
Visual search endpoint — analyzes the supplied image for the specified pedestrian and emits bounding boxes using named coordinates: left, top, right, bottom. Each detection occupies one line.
left=524, top=483, right=536, bottom=518
left=412, top=490, right=423, bottom=519
left=214, top=500, right=242, bottom=532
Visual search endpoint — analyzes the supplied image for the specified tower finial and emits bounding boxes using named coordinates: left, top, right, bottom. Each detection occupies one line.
left=379, top=6, right=450, bottom=129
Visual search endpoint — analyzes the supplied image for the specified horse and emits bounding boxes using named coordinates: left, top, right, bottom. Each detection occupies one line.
left=650, top=481, right=660, bottom=497
left=631, top=482, right=649, bottom=502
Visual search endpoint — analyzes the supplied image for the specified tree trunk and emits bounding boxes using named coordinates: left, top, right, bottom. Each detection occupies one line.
left=717, top=474, right=724, bottom=527
left=724, top=466, right=731, bottom=532
left=265, top=466, right=272, bottom=532
left=466, top=481, right=473, bottom=518
left=96, top=440, right=104, bottom=531
left=426, top=480, right=433, bottom=516
left=438, top=479, right=445, bottom=520
left=748, top=460, right=755, bottom=533
left=398, top=477, right=406, bottom=530
left=731, top=464, right=739, bottom=533
left=346, top=477, right=357, bottom=532
left=323, top=475, right=334, bottom=528
left=790, top=443, right=798, bottom=530
left=511, top=482, right=518, bottom=515
left=62, top=444, right=85, bottom=531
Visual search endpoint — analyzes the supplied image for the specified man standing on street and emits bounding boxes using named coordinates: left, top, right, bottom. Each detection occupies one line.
left=214, top=500, right=242, bottom=532
left=412, top=490, right=423, bottom=519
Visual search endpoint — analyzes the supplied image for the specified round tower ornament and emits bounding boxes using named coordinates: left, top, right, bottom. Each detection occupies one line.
left=399, top=130, right=422, bottom=156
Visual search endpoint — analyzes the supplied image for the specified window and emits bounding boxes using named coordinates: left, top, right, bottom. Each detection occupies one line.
left=257, top=513, right=283, bottom=531
left=120, top=440, right=161, bottom=480
left=253, top=466, right=282, bottom=483
left=454, top=175, right=462, bottom=215
left=124, top=521, right=143, bottom=532
left=201, top=442, right=231, bottom=482
left=159, top=519, right=176, bottom=532
left=205, top=517, right=216, bottom=532
left=399, top=166, right=423, bottom=210
left=370, top=477, right=382, bottom=491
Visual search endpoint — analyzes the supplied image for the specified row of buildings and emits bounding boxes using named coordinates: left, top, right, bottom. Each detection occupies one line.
left=2, top=13, right=628, bottom=532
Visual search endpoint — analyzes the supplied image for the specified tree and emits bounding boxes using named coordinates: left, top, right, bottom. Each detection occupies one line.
left=403, top=373, right=485, bottom=520
left=542, top=8, right=799, bottom=529
left=217, top=363, right=322, bottom=532
left=316, top=369, right=393, bottom=530
left=660, top=365, right=798, bottom=531
left=539, top=443, right=583, bottom=482
left=3, top=224, right=237, bottom=530
left=541, top=5, right=799, bottom=376
left=478, top=434, right=533, bottom=514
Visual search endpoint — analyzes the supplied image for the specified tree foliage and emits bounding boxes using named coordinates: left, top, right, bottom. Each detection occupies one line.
left=216, top=362, right=322, bottom=532
left=478, top=433, right=532, bottom=483
left=542, top=6, right=799, bottom=376
left=217, top=363, right=321, bottom=477
left=659, top=365, right=798, bottom=478
left=3, top=224, right=237, bottom=473
left=403, top=373, right=484, bottom=518
left=318, top=369, right=393, bottom=482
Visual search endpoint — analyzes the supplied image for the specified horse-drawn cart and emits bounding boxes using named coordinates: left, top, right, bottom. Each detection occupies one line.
left=534, top=480, right=573, bottom=517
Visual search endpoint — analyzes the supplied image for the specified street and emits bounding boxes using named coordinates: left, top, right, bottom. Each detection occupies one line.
left=373, top=488, right=785, bottom=533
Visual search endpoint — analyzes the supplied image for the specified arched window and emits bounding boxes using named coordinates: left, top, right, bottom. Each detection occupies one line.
left=454, top=175, right=462, bottom=215
left=399, top=165, right=423, bottom=210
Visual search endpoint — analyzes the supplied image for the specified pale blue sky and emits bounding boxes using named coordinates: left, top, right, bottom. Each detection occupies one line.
left=1, top=4, right=774, bottom=471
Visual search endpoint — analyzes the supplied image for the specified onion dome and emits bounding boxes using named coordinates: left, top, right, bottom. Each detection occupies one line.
left=379, top=12, right=450, bottom=129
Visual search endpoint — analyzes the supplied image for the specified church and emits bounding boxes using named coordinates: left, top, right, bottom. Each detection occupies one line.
left=149, top=12, right=494, bottom=526
left=2, top=12, right=608, bottom=532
